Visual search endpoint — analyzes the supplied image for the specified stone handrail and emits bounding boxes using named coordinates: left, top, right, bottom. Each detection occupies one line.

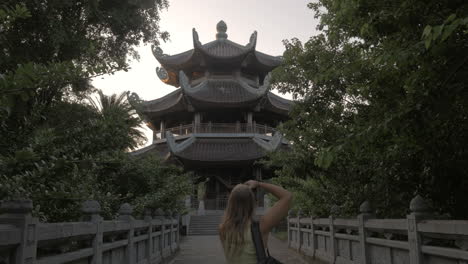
left=287, top=195, right=468, bottom=264
left=165, top=122, right=276, bottom=136
left=0, top=199, right=181, bottom=264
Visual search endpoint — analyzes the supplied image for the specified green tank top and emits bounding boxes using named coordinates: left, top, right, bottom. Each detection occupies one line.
left=222, top=225, right=257, bottom=264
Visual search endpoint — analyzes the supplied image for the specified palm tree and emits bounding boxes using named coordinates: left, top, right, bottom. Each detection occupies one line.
left=88, top=90, right=146, bottom=150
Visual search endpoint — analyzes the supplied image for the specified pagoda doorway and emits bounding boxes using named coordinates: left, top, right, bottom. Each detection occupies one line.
left=194, top=167, right=250, bottom=211
left=193, top=166, right=266, bottom=212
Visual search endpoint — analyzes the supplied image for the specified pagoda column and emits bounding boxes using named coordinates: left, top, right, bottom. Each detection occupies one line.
left=160, top=120, right=166, bottom=139
left=247, top=112, right=253, bottom=132
left=194, top=112, right=201, bottom=133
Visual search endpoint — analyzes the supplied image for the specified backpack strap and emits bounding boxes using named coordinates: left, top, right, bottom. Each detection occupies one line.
left=251, top=220, right=267, bottom=262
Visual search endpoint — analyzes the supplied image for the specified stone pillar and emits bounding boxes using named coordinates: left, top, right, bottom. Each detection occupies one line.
left=287, top=210, right=294, bottom=248
left=407, top=195, right=431, bottom=264
left=0, top=199, right=38, bottom=264
left=155, top=208, right=169, bottom=259
left=81, top=200, right=103, bottom=264
left=329, top=205, right=339, bottom=263
left=297, top=209, right=304, bottom=253
left=165, top=210, right=176, bottom=254
left=144, top=208, right=154, bottom=262
left=160, top=120, right=166, bottom=139
left=118, top=203, right=135, bottom=264
left=310, top=213, right=317, bottom=258
left=174, top=212, right=181, bottom=245
left=357, top=201, right=374, bottom=264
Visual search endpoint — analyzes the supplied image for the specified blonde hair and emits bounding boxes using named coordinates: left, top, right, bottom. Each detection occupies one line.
left=219, top=184, right=256, bottom=255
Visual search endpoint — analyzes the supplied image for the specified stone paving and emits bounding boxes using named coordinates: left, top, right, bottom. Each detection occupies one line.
left=170, top=235, right=314, bottom=264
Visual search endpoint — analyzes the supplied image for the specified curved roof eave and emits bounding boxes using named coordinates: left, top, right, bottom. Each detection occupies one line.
left=178, top=71, right=270, bottom=105
left=141, top=89, right=185, bottom=114
left=164, top=132, right=285, bottom=162
left=263, top=92, right=294, bottom=116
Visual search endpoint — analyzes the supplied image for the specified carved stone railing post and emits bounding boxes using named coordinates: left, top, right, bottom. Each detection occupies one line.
left=329, top=205, right=339, bottom=263
left=297, top=209, right=303, bottom=252
left=155, top=208, right=169, bottom=259
left=0, top=199, right=38, bottom=264
left=287, top=209, right=294, bottom=248
left=357, top=201, right=374, bottom=264
left=144, top=208, right=154, bottom=262
left=310, top=212, right=316, bottom=258
left=407, top=195, right=431, bottom=264
left=174, top=211, right=180, bottom=248
left=165, top=210, right=176, bottom=254
left=81, top=200, right=103, bottom=264
left=154, top=208, right=165, bottom=262
left=118, top=203, right=135, bottom=264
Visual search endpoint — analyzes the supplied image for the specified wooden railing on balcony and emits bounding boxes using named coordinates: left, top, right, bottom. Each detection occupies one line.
left=164, top=123, right=276, bottom=137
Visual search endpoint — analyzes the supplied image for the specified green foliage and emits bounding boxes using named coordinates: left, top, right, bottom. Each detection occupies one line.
left=0, top=99, right=191, bottom=222
left=0, top=0, right=193, bottom=221
left=88, top=90, right=146, bottom=151
left=270, top=0, right=468, bottom=217
left=0, top=0, right=169, bottom=150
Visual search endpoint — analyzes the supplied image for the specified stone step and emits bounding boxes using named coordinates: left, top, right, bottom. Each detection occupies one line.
left=188, top=215, right=223, bottom=236
left=190, top=226, right=219, bottom=229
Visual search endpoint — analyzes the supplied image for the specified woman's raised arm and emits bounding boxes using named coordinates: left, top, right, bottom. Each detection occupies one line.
left=244, top=180, right=292, bottom=235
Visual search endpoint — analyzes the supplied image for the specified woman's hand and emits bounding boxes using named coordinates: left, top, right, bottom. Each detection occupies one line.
left=244, top=180, right=260, bottom=189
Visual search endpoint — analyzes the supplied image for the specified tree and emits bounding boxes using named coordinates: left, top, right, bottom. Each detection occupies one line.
left=0, top=97, right=191, bottom=222
left=1, top=0, right=169, bottom=151
left=270, top=0, right=468, bottom=217
left=0, top=1, right=194, bottom=221
left=88, top=90, right=146, bottom=151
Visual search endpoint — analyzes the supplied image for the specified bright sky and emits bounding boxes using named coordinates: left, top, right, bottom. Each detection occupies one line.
left=92, top=0, right=318, bottom=147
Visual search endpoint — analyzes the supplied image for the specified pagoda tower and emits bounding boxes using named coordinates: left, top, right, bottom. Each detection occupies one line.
left=133, top=21, right=293, bottom=211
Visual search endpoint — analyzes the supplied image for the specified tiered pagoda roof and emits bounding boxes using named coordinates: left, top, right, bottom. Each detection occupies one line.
left=132, top=132, right=289, bottom=166
left=134, top=21, right=293, bottom=165
left=140, top=21, right=292, bottom=125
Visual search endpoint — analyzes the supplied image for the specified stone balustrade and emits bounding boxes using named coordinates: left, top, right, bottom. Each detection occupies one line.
left=286, top=195, right=468, bottom=264
left=161, top=122, right=276, bottom=138
left=0, top=199, right=181, bottom=264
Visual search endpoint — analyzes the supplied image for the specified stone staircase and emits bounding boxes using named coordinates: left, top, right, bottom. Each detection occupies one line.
left=188, top=214, right=223, bottom=236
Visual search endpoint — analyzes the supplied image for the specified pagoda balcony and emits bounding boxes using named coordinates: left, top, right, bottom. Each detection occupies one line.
left=156, top=122, right=277, bottom=139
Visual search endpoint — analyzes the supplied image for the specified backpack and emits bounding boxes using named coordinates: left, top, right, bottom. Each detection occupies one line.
left=250, top=221, right=283, bottom=264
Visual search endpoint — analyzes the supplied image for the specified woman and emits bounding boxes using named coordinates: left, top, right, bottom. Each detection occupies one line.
left=219, top=179, right=292, bottom=263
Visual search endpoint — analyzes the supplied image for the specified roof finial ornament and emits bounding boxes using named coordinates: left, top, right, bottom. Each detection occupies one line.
left=216, top=20, right=228, bottom=40
left=193, top=28, right=202, bottom=48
